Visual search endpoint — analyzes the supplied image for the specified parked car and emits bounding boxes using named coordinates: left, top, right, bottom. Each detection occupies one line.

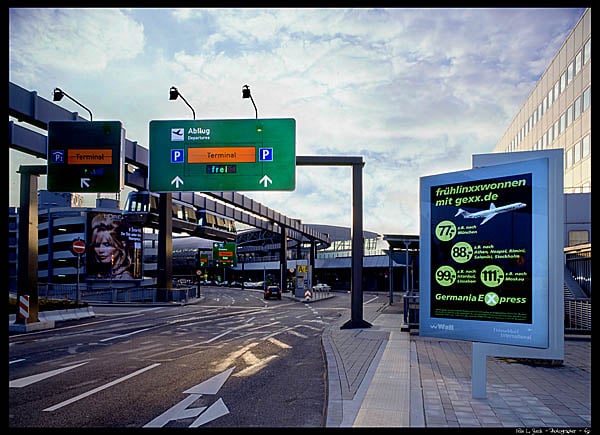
left=264, top=285, right=282, bottom=300
left=245, top=281, right=265, bottom=289
left=312, top=283, right=331, bottom=292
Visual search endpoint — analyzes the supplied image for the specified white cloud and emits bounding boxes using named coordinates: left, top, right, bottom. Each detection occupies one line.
left=9, top=9, right=144, bottom=76
left=8, top=7, right=586, bottom=235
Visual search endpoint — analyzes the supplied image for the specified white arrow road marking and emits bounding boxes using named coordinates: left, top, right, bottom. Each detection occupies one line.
left=258, top=174, right=272, bottom=187
left=144, top=394, right=207, bottom=428
left=184, top=367, right=235, bottom=395
left=43, top=363, right=160, bottom=412
left=81, top=178, right=90, bottom=188
left=10, top=361, right=89, bottom=388
left=144, top=367, right=235, bottom=428
left=189, top=398, right=230, bottom=428
left=171, top=176, right=184, bottom=188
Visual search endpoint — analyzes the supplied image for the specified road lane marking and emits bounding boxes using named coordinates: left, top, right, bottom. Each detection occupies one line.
left=266, top=337, right=291, bottom=349
left=100, top=327, right=151, bottom=342
left=10, top=361, right=89, bottom=388
left=203, top=323, right=254, bottom=344
left=43, top=363, right=161, bottom=411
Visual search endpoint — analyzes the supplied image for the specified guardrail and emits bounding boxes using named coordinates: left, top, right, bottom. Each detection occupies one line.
left=36, top=283, right=199, bottom=304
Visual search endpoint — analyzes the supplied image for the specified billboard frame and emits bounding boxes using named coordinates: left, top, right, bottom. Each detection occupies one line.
left=419, top=149, right=564, bottom=398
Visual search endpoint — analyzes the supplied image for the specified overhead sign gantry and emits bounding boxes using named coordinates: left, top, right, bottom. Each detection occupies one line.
left=149, top=118, right=296, bottom=192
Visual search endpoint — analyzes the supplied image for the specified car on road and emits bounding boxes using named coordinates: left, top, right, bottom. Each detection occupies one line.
left=264, top=285, right=282, bottom=300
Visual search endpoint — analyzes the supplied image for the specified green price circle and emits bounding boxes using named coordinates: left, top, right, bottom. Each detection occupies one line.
left=480, top=265, right=504, bottom=288
left=451, top=241, right=473, bottom=264
left=435, top=220, right=457, bottom=242
left=435, top=265, right=457, bottom=287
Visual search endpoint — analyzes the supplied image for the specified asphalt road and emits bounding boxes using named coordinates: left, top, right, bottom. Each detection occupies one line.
left=9, top=286, right=352, bottom=428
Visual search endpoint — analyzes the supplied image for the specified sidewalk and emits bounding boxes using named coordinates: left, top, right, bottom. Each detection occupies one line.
left=322, top=296, right=592, bottom=428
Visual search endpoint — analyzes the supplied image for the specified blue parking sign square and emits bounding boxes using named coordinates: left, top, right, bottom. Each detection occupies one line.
left=171, top=149, right=185, bottom=163
left=259, top=148, right=273, bottom=161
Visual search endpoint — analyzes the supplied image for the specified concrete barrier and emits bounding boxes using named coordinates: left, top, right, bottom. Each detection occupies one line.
left=9, top=307, right=96, bottom=332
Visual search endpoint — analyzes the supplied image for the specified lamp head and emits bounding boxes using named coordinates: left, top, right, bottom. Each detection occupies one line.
left=53, top=88, right=65, bottom=102
left=242, top=85, right=252, bottom=99
left=169, top=86, right=179, bottom=100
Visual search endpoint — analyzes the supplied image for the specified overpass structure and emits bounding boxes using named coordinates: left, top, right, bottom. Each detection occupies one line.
left=8, top=81, right=331, bottom=247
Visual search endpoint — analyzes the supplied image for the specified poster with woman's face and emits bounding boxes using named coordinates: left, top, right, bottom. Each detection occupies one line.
left=87, top=212, right=143, bottom=280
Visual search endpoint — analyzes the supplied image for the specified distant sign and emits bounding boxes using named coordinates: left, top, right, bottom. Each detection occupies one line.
left=213, top=242, right=237, bottom=267
left=149, top=119, right=296, bottom=192
left=47, top=121, right=125, bottom=193
left=72, top=239, right=86, bottom=255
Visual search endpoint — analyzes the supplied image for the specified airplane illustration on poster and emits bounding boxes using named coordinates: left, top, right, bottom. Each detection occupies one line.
left=455, top=202, right=526, bottom=225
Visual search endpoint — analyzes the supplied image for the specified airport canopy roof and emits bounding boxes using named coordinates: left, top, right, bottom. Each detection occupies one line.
left=383, top=234, right=419, bottom=251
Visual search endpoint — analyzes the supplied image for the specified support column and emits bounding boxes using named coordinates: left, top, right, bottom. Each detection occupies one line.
left=16, top=165, right=47, bottom=324
left=279, top=226, right=288, bottom=292
left=157, top=193, right=173, bottom=301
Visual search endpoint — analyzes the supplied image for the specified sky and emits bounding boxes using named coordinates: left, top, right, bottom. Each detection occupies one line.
left=8, top=7, right=586, bottom=235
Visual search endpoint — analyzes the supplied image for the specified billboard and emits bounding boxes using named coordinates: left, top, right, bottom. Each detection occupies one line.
left=87, top=212, right=143, bottom=280
left=419, top=158, right=549, bottom=348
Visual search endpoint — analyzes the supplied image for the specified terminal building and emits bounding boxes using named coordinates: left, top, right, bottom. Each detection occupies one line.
left=493, top=9, right=591, bottom=200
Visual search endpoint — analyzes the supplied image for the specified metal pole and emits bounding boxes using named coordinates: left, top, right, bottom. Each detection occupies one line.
left=342, top=161, right=371, bottom=329
left=295, top=156, right=370, bottom=329
left=388, top=248, right=394, bottom=305
left=405, top=241, right=410, bottom=292
left=76, top=253, right=81, bottom=304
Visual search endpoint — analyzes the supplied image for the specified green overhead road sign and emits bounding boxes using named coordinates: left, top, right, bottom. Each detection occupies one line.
left=213, top=241, right=237, bottom=267
left=149, top=118, right=295, bottom=192
left=47, top=121, right=125, bottom=193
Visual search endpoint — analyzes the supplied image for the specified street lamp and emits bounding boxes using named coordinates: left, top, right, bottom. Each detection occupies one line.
left=169, top=86, right=196, bottom=119
left=53, top=87, right=93, bottom=121
left=242, top=84, right=258, bottom=119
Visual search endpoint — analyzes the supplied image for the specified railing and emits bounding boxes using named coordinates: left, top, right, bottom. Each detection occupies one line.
left=564, top=297, right=591, bottom=334
left=565, top=244, right=591, bottom=296
left=37, top=283, right=198, bottom=304
left=403, top=291, right=420, bottom=329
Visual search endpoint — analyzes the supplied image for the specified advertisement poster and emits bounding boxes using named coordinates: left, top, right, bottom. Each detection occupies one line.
left=87, top=212, right=143, bottom=280
left=430, top=173, right=532, bottom=323
left=419, top=157, right=550, bottom=348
